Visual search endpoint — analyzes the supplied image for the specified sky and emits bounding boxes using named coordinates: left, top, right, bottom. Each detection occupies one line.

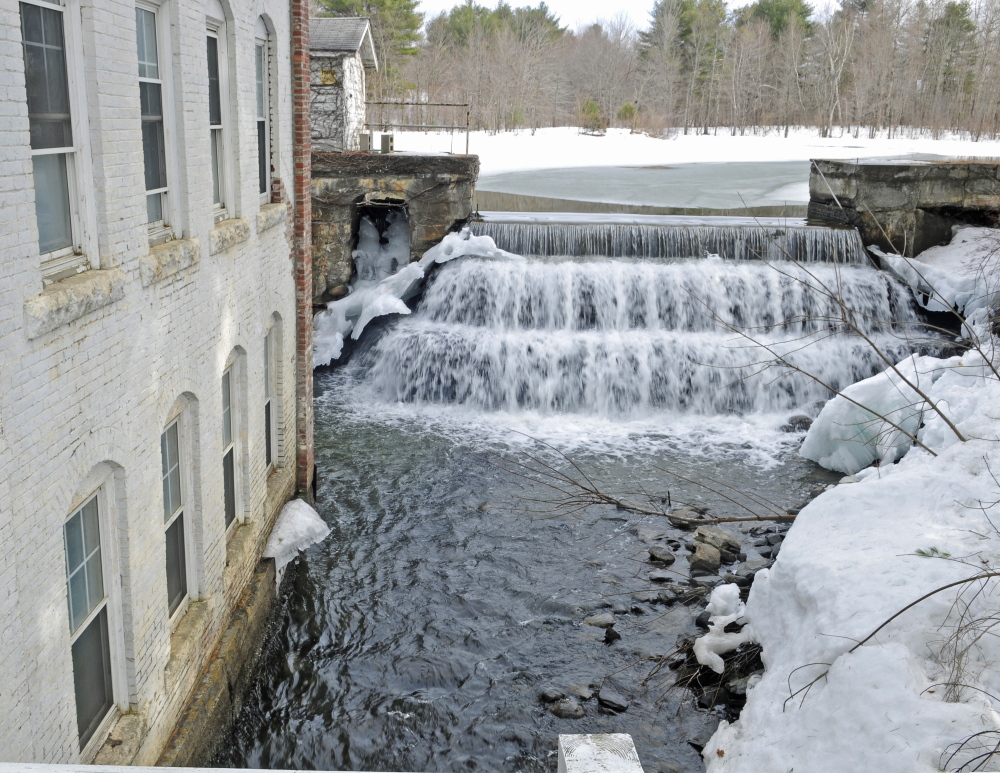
left=415, top=0, right=660, bottom=31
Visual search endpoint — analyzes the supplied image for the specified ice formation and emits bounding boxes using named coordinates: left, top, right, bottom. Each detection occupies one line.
left=264, top=499, right=331, bottom=576
left=693, top=584, right=752, bottom=674
left=313, top=228, right=519, bottom=368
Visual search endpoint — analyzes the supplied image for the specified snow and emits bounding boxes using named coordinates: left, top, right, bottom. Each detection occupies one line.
left=391, top=126, right=1000, bottom=177
left=313, top=228, right=520, bottom=368
left=694, top=584, right=753, bottom=675
left=703, top=231, right=1000, bottom=772
left=264, top=499, right=331, bottom=575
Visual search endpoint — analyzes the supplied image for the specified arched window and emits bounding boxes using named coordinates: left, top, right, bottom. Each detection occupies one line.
left=255, top=17, right=272, bottom=203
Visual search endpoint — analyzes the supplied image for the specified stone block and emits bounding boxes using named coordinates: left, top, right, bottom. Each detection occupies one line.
left=138, top=237, right=199, bottom=287
left=209, top=217, right=251, bottom=255
left=558, top=734, right=644, bottom=773
left=23, top=268, right=126, bottom=339
left=256, top=203, right=287, bottom=234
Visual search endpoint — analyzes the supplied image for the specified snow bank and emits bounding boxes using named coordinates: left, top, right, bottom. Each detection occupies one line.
left=875, top=227, right=999, bottom=317
left=391, top=126, right=1000, bottom=177
left=313, top=229, right=519, bottom=367
left=705, top=230, right=1000, bottom=771
left=264, top=499, right=331, bottom=575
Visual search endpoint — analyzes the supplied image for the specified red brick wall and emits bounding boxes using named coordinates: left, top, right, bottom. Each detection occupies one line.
left=291, top=0, right=314, bottom=500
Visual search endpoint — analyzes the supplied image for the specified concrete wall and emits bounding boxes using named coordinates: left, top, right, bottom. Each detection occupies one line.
left=0, top=0, right=298, bottom=764
left=310, top=52, right=366, bottom=153
left=311, top=153, right=479, bottom=301
left=809, top=158, right=1000, bottom=256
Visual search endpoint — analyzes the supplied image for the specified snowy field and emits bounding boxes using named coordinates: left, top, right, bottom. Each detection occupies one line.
left=392, top=126, right=1000, bottom=177
left=695, top=228, right=1000, bottom=772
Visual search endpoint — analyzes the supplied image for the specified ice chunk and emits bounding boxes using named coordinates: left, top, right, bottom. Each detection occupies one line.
left=264, top=499, right=331, bottom=576
left=694, top=583, right=752, bottom=674
left=313, top=228, right=520, bottom=368
left=800, top=353, right=959, bottom=474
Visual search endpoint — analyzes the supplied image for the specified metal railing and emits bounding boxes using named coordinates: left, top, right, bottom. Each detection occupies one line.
left=365, top=101, right=471, bottom=154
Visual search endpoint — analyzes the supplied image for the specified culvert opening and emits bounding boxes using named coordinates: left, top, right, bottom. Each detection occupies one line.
left=353, top=204, right=410, bottom=282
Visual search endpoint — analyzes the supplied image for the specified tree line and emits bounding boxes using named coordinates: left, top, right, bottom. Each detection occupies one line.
left=317, top=0, right=1000, bottom=139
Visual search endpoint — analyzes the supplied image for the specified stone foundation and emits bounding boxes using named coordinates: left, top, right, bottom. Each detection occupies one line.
left=311, top=152, right=479, bottom=302
left=809, top=158, right=1000, bottom=256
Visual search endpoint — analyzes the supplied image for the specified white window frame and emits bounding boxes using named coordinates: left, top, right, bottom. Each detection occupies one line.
left=161, top=415, right=197, bottom=627
left=206, top=18, right=233, bottom=221
left=136, top=0, right=179, bottom=244
left=264, top=323, right=280, bottom=470
left=222, top=363, right=243, bottom=532
left=254, top=26, right=271, bottom=206
left=63, top=476, right=129, bottom=761
left=20, top=0, right=98, bottom=284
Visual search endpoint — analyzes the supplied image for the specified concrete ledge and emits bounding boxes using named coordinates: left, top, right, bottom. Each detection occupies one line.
left=209, top=218, right=251, bottom=255
left=256, top=203, right=287, bottom=234
left=23, top=268, right=126, bottom=340
left=93, top=713, right=146, bottom=766
left=558, top=734, right=644, bottom=773
left=156, top=560, right=276, bottom=766
left=139, top=238, right=199, bottom=287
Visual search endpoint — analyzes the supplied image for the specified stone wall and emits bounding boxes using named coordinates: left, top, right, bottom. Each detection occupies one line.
left=809, top=158, right=1000, bottom=256
left=310, top=52, right=366, bottom=153
left=0, top=0, right=300, bottom=764
left=311, top=152, right=480, bottom=301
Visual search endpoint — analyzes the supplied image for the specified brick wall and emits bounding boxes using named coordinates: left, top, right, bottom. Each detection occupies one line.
left=0, top=0, right=301, bottom=762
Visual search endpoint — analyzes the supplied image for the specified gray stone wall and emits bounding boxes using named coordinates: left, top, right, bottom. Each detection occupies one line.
left=311, top=153, right=480, bottom=301
left=809, top=159, right=1000, bottom=256
left=310, top=53, right=366, bottom=152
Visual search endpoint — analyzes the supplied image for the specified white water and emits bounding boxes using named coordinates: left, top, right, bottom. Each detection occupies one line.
left=469, top=219, right=868, bottom=264
left=328, top=219, right=929, bottom=465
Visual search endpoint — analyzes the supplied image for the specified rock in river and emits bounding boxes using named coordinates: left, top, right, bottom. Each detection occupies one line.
left=583, top=612, right=616, bottom=629
left=689, top=542, right=721, bottom=574
left=597, top=680, right=630, bottom=712
left=694, top=525, right=741, bottom=554
left=540, top=688, right=565, bottom=703
left=550, top=699, right=585, bottom=719
left=648, top=569, right=674, bottom=582
left=648, top=545, right=676, bottom=564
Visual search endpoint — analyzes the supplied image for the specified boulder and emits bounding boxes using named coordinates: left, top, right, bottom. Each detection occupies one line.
left=648, top=545, right=676, bottom=564
left=689, top=542, right=722, bottom=574
left=648, top=569, right=674, bottom=583
left=540, top=688, right=565, bottom=703
left=597, top=680, right=630, bottom=712
left=583, top=613, right=616, bottom=629
left=568, top=683, right=595, bottom=700
left=694, top=525, right=741, bottom=554
left=550, top=699, right=585, bottom=719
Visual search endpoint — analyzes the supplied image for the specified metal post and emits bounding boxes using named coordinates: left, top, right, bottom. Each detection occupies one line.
left=466, top=108, right=470, bottom=155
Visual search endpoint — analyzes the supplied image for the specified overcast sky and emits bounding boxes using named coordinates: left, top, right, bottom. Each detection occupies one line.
left=416, top=0, right=660, bottom=31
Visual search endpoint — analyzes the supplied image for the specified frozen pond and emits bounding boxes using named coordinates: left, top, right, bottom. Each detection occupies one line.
left=477, top=161, right=811, bottom=210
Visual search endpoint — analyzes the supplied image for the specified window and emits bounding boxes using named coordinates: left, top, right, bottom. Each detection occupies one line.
left=136, top=6, right=169, bottom=229
left=264, top=326, right=276, bottom=469
left=64, top=495, right=114, bottom=748
left=254, top=36, right=270, bottom=201
left=160, top=421, right=188, bottom=616
left=222, top=367, right=238, bottom=528
left=206, top=28, right=228, bottom=213
left=19, top=0, right=91, bottom=278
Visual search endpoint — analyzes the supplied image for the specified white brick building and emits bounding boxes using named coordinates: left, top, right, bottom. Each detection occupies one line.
left=0, top=0, right=308, bottom=763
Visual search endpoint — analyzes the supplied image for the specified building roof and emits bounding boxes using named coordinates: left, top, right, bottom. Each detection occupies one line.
left=311, top=17, right=378, bottom=70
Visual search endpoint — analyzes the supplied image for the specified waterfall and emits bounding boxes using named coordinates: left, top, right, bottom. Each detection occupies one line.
left=343, top=251, right=925, bottom=419
left=468, top=217, right=868, bottom=264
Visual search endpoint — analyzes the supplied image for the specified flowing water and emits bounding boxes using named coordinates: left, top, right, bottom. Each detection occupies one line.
left=216, top=217, right=925, bottom=772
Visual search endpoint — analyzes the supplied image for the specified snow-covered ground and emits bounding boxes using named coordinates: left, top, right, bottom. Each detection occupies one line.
left=392, top=126, right=1000, bottom=177
left=701, top=227, right=1000, bottom=772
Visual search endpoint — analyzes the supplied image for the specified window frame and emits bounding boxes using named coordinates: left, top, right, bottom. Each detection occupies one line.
left=254, top=34, right=271, bottom=205
left=206, top=19, right=233, bottom=221
left=62, top=479, right=128, bottom=759
left=221, top=364, right=242, bottom=532
left=264, top=325, right=278, bottom=471
left=19, top=0, right=98, bottom=283
left=161, top=416, right=196, bottom=626
left=135, top=0, right=178, bottom=244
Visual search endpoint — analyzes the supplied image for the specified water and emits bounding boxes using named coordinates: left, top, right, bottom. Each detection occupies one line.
left=216, top=220, right=925, bottom=772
